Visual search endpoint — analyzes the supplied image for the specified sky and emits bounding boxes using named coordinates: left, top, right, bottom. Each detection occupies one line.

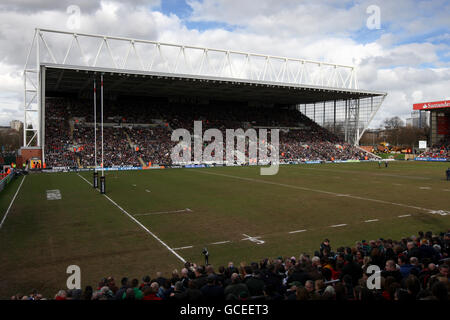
left=0, top=0, right=449, bottom=128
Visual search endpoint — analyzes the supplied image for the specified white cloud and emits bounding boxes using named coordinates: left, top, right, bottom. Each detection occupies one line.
left=0, top=0, right=449, bottom=131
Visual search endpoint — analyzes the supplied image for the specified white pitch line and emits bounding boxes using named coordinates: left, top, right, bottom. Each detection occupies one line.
left=0, top=175, right=26, bottom=230
left=145, top=189, right=151, bottom=193
left=288, top=229, right=307, bottom=234
left=133, top=208, right=192, bottom=217
left=398, top=214, right=411, bottom=218
left=330, top=224, right=347, bottom=228
left=365, top=219, right=379, bottom=223
left=443, top=189, right=450, bottom=192
left=241, top=233, right=265, bottom=244
left=194, top=171, right=442, bottom=214
left=211, top=240, right=231, bottom=245
left=172, top=245, right=193, bottom=250
left=76, top=173, right=186, bottom=263
left=300, top=167, right=432, bottom=180
left=419, top=187, right=431, bottom=190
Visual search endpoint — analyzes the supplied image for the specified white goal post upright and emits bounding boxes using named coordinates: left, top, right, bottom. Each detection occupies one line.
left=94, top=79, right=97, bottom=170
left=92, top=78, right=99, bottom=188
left=101, top=75, right=104, bottom=176
left=100, top=73, right=105, bottom=194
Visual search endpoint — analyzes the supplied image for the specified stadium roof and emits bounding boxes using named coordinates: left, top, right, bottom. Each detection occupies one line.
left=44, top=64, right=385, bottom=105
left=24, top=28, right=387, bottom=148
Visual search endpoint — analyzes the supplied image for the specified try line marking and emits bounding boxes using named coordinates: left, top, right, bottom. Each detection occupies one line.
left=134, top=208, right=192, bottom=217
left=0, top=175, right=26, bottom=230
left=288, top=229, right=307, bottom=234
left=76, top=173, right=186, bottom=263
left=172, top=245, right=193, bottom=251
left=194, top=170, right=447, bottom=215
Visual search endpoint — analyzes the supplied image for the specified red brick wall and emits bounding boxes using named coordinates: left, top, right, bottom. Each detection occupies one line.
left=19, top=148, right=42, bottom=167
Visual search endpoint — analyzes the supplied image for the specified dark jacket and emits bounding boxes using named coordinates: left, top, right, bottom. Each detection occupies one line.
left=224, top=282, right=249, bottom=300
left=244, top=275, right=265, bottom=297
left=201, top=284, right=224, bottom=302
left=286, top=270, right=310, bottom=286
left=340, top=261, right=363, bottom=286
left=382, top=270, right=403, bottom=283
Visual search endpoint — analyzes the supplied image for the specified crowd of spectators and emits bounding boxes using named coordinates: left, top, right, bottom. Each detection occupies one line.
left=12, top=230, right=449, bottom=301
left=44, top=98, right=377, bottom=168
left=417, top=137, right=450, bottom=160
left=73, top=126, right=141, bottom=167
left=44, top=99, right=75, bottom=167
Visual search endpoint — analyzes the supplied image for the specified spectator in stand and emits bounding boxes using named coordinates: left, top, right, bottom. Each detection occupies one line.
left=44, top=97, right=378, bottom=168
left=13, top=230, right=449, bottom=301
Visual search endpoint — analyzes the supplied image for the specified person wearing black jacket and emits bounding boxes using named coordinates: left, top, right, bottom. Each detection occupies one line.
left=406, top=241, right=421, bottom=260
left=320, top=239, right=331, bottom=257
left=114, top=277, right=129, bottom=300
left=200, top=275, right=224, bottom=302
left=340, top=255, right=363, bottom=286
left=286, top=264, right=311, bottom=286
left=243, top=267, right=265, bottom=297
left=382, top=260, right=403, bottom=283
left=193, top=267, right=208, bottom=289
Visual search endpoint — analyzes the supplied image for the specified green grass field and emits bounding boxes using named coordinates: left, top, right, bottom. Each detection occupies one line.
left=0, top=161, right=449, bottom=298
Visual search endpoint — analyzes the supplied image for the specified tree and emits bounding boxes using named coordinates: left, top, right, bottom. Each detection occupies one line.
left=383, top=116, right=404, bottom=130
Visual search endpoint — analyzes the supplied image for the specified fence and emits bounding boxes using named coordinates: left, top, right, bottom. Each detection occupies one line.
left=0, top=170, right=15, bottom=193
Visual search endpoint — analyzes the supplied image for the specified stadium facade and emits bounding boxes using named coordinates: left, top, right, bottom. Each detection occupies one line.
left=413, top=100, right=450, bottom=146
left=23, top=28, right=386, bottom=164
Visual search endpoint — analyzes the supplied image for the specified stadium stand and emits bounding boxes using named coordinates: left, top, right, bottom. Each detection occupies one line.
left=44, top=97, right=376, bottom=168
left=11, top=230, right=449, bottom=301
left=417, top=137, right=450, bottom=160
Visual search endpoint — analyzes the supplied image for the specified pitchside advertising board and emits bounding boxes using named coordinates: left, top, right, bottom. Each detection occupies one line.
left=413, top=100, right=450, bottom=135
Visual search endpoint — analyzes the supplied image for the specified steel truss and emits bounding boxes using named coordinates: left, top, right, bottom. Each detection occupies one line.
left=299, top=95, right=386, bottom=145
left=24, top=28, right=381, bottom=149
